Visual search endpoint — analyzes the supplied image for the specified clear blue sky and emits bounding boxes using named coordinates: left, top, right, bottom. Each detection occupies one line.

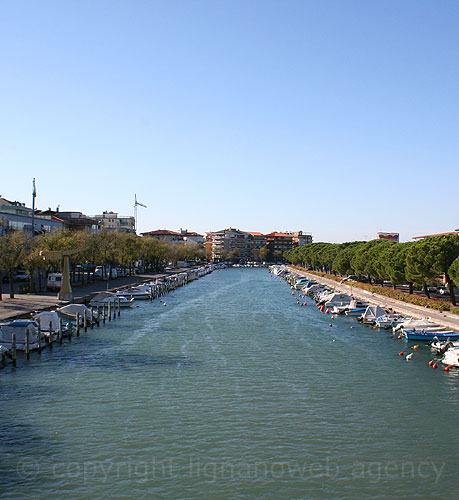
left=1, top=0, right=458, bottom=242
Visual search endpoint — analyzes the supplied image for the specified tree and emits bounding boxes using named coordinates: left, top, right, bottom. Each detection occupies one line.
left=449, top=256, right=459, bottom=291
left=380, top=242, right=413, bottom=291
left=333, top=242, right=365, bottom=276
left=259, top=247, right=269, bottom=263
left=0, top=231, right=28, bottom=298
left=405, top=239, right=437, bottom=298
left=422, top=235, right=459, bottom=305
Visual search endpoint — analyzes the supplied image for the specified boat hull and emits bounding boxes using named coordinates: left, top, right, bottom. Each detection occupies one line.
left=404, top=330, right=459, bottom=341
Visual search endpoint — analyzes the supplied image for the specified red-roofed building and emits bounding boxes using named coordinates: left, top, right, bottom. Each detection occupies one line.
left=141, top=229, right=184, bottom=243
left=246, top=231, right=266, bottom=249
left=377, top=232, right=399, bottom=242
left=413, top=229, right=459, bottom=240
left=265, top=232, right=295, bottom=254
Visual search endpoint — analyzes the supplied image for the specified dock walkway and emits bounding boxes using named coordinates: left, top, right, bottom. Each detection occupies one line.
left=0, top=269, right=185, bottom=321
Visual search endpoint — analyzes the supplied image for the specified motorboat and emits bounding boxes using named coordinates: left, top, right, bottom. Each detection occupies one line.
left=359, top=305, right=387, bottom=325
left=90, top=292, right=134, bottom=308
left=442, top=346, right=459, bottom=367
left=345, top=307, right=367, bottom=317
left=0, top=320, right=45, bottom=351
left=58, top=304, right=94, bottom=323
left=430, top=338, right=459, bottom=355
left=323, top=293, right=352, bottom=310
left=116, top=285, right=151, bottom=300
left=404, top=330, right=459, bottom=342
left=293, top=278, right=310, bottom=290
left=338, top=298, right=368, bottom=315
left=393, top=319, right=444, bottom=334
left=374, top=314, right=405, bottom=329
left=33, top=311, right=69, bottom=341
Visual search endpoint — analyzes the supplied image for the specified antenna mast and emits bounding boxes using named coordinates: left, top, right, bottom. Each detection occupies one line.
left=134, top=194, right=147, bottom=234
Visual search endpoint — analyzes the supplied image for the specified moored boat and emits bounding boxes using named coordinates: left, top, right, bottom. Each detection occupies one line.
left=0, top=320, right=45, bottom=351
left=404, top=330, right=459, bottom=342
left=90, top=292, right=134, bottom=308
left=441, top=347, right=459, bottom=367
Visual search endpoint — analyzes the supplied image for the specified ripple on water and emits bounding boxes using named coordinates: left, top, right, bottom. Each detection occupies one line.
left=0, top=268, right=458, bottom=499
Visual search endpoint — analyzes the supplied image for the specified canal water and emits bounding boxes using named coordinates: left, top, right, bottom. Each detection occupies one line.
left=1, top=268, right=458, bottom=499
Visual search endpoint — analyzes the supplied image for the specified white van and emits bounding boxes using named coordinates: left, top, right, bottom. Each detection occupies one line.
left=47, top=273, right=63, bottom=291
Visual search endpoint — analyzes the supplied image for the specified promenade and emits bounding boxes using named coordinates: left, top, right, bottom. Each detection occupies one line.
left=0, top=269, right=182, bottom=321
left=289, top=266, right=459, bottom=332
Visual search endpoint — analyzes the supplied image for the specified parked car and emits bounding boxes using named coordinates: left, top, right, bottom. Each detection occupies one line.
left=14, top=270, right=29, bottom=282
left=2, top=270, right=29, bottom=283
left=437, top=286, right=450, bottom=295
left=47, top=273, right=63, bottom=291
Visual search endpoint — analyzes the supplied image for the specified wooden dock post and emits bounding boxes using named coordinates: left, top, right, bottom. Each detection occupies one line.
left=49, top=321, right=53, bottom=349
left=12, top=333, right=17, bottom=367
left=83, top=311, right=87, bottom=332
left=108, top=302, right=111, bottom=322
left=96, top=306, right=100, bottom=327
left=38, top=324, right=42, bottom=353
left=58, top=318, right=63, bottom=344
left=118, top=298, right=121, bottom=317
left=102, top=304, right=106, bottom=324
left=90, top=307, right=94, bottom=329
left=76, top=313, right=80, bottom=336
left=25, top=330, right=30, bottom=360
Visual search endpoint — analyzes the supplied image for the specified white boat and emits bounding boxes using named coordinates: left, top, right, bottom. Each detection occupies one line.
left=58, top=304, right=93, bottom=322
left=374, top=314, right=405, bottom=329
left=359, top=305, right=387, bottom=325
left=441, top=346, right=459, bottom=367
left=323, top=293, right=352, bottom=310
left=33, top=311, right=68, bottom=341
left=431, top=338, right=459, bottom=355
left=393, top=319, right=447, bottom=334
left=0, top=320, right=44, bottom=351
left=90, top=292, right=134, bottom=308
left=334, top=298, right=368, bottom=315
left=116, top=285, right=151, bottom=300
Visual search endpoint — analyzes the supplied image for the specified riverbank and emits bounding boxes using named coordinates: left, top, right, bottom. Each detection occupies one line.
left=288, top=266, right=459, bottom=332
left=0, top=267, right=193, bottom=321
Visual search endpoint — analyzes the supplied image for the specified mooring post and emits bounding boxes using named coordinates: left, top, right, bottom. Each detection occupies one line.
left=102, top=304, right=106, bottom=324
left=83, top=311, right=87, bottom=332
left=38, top=324, right=42, bottom=353
left=96, top=306, right=100, bottom=327
left=25, top=330, right=30, bottom=360
left=49, top=321, right=53, bottom=349
left=108, top=302, right=111, bottom=322
left=118, top=298, right=121, bottom=317
left=12, top=333, right=17, bottom=367
left=90, top=307, right=94, bottom=329
left=76, top=313, right=80, bottom=337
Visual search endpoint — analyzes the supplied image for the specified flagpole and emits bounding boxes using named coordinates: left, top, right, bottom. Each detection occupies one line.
left=31, top=178, right=36, bottom=237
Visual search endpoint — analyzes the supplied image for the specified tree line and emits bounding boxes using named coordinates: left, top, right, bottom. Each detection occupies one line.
left=0, top=230, right=204, bottom=299
left=284, top=235, right=459, bottom=306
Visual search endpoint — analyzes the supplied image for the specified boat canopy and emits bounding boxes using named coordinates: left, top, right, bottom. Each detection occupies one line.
left=0, top=321, right=38, bottom=342
left=33, top=311, right=60, bottom=331
left=361, top=305, right=386, bottom=322
left=58, top=304, right=92, bottom=319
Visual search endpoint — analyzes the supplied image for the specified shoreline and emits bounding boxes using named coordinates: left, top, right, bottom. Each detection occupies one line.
left=0, top=267, right=196, bottom=322
left=288, top=266, right=459, bottom=333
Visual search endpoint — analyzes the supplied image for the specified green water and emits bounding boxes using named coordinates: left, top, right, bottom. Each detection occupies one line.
left=1, top=268, right=458, bottom=499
